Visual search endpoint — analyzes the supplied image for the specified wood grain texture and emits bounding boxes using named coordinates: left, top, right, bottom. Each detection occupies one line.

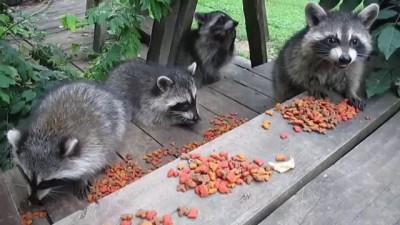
left=208, top=79, right=274, bottom=114
left=53, top=92, right=400, bottom=225
left=242, top=0, right=268, bottom=67
left=260, top=112, right=400, bottom=225
left=0, top=173, right=22, bottom=225
left=250, top=61, right=274, bottom=80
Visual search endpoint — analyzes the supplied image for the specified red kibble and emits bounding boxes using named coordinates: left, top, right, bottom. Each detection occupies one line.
left=187, top=208, right=198, bottom=219
left=120, top=220, right=132, bottom=225
left=280, top=133, right=288, bottom=139
left=145, top=210, right=157, bottom=220
left=163, top=214, right=173, bottom=225
left=253, top=158, right=264, bottom=166
left=293, top=126, right=302, bottom=133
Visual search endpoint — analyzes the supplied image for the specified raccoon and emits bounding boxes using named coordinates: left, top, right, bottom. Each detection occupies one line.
left=176, top=11, right=238, bottom=87
left=6, top=81, right=127, bottom=203
left=272, top=2, right=379, bottom=110
left=104, top=58, right=200, bottom=127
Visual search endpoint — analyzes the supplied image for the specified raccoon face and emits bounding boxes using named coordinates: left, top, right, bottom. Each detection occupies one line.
left=303, top=3, right=379, bottom=68
left=155, top=63, right=201, bottom=126
left=195, top=11, right=239, bottom=39
left=7, top=129, right=79, bottom=204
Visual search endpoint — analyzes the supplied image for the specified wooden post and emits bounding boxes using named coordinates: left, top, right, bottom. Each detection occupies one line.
left=242, top=0, right=268, bottom=67
left=88, top=0, right=107, bottom=53
left=146, top=0, right=198, bottom=66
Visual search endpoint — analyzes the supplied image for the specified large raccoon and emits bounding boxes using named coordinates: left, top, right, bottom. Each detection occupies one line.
left=272, top=2, right=379, bottom=110
left=104, top=58, right=200, bottom=127
left=176, top=11, right=238, bottom=87
left=6, top=81, right=127, bottom=203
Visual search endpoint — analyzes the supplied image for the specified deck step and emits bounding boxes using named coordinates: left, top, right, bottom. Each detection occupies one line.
left=260, top=111, right=400, bottom=225
left=53, top=92, right=400, bottom=225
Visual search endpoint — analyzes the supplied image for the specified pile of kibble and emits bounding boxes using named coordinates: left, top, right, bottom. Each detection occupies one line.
left=20, top=210, right=47, bottom=225
left=119, top=207, right=198, bottom=225
left=277, top=97, right=359, bottom=134
left=87, top=155, right=145, bottom=203
left=167, top=151, right=272, bottom=197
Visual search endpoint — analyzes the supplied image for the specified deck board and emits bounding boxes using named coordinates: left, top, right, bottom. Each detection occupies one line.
left=53, top=92, right=400, bottom=225
left=222, top=62, right=275, bottom=99
left=209, top=79, right=274, bottom=114
left=250, top=62, right=274, bottom=80
left=260, top=111, right=400, bottom=225
left=198, top=87, right=258, bottom=119
left=0, top=173, right=22, bottom=225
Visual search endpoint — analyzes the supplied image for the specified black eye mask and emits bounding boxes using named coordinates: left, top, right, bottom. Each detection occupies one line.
left=17, top=166, right=74, bottom=204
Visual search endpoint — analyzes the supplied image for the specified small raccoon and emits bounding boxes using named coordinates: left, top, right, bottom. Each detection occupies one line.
left=104, top=58, right=200, bottom=127
left=6, top=81, right=127, bottom=203
left=176, top=11, right=238, bottom=87
left=272, top=2, right=379, bottom=110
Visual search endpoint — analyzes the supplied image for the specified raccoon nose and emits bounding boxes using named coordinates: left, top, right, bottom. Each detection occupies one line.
left=193, top=114, right=201, bottom=122
left=339, top=55, right=352, bottom=64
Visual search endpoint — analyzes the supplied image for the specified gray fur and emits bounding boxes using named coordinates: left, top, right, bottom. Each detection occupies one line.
left=272, top=3, right=379, bottom=110
left=104, top=58, right=200, bottom=127
left=176, top=11, right=238, bottom=87
left=7, top=81, right=127, bottom=201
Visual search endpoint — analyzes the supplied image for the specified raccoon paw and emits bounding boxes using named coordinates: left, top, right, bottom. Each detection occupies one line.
left=348, top=98, right=366, bottom=111
left=73, top=181, right=91, bottom=200
left=308, top=90, right=327, bottom=99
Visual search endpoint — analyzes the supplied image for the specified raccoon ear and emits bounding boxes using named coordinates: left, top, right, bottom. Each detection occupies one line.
left=157, top=76, right=174, bottom=92
left=194, top=12, right=207, bottom=25
left=305, top=2, right=327, bottom=27
left=187, top=62, right=197, bottom=76
left=60, top=138, right=79, bottom=157
left=233, top=20, right=239, bottom=27
left=358, top=4, right=379, bottom=29
left=7, top=129, right=21, bottom=150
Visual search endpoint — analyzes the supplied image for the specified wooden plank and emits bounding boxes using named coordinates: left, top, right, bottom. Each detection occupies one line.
left=0, top=173, right=22, bottom=225
left=146, top=0, right=197, bottom=66
left=208, top=79, right=275, bottom=114
left=242, top=0, right=268, bottom=67
left=92, top=0, right=106, bottom=53
left=222, top=62, right=275, bottom=99
left=260, top=112, right=400, bottom=225
left=197, top=87, right=258, bottom=119
left=138, top=106, right=216, bottom=147
left=53, top=92, right=400, bottom=225
left=2, top=169, right=51, bottom=225
left=251, top=62, right=274, bottom=80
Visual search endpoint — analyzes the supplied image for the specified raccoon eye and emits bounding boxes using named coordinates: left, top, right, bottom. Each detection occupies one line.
left=170, top=102, right=191, bottom=112
left=327, top=38, right=337, bottom=44
left=350, top=38, right=358, bottom=45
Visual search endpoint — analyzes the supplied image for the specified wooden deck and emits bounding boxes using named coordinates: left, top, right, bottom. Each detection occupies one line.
left=2, top=1, right=400, bottom=225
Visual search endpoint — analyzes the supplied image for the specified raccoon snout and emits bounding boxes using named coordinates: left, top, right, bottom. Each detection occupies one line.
left=339, top=55, right=352, bottom=65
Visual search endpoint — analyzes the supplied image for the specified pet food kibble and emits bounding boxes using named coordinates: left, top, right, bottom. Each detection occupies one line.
left=265, top=109, right=274, bottom=116
left=139, top=222, right=152, bottom=225
left=187, top=208, right=198, bottom=219
left=253, top=158, right=265, bottom=166
left=120, top=214, right=134, bottom=220
left=178, top=206, right=189, bottom=217
left=275, top=154, right=286, bottom=162
left=167, top=168, right=175, bottom=177
left=163, top=214, right=173, bottom=225
left=293, top=126, right=302, bottom=133
left=145, top=210, right=157, bottom=220
left=365, top=115, right=371, bottom=120
left=120, top=221, right=132, bottom=225
left=280, top=133, right=288, bottom=139
left=262, top=120, right=271, bottom=130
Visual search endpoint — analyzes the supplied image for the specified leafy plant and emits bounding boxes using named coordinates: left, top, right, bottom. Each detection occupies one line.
left=59, top=0, right=172, bottom=80
left=0, top=4, right=81, bottom=170
left=319, top=0, right=400, bottom=98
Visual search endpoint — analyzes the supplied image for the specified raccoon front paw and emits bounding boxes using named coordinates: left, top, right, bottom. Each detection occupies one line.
left=348, top=98, right=366, bottom=111
left=73, top=181, right=91, bottom=200
left=308, top=90, right=327, bottom=99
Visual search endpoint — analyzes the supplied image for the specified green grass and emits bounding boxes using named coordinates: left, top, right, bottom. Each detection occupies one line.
left=196, top=0, right=317, bottom=59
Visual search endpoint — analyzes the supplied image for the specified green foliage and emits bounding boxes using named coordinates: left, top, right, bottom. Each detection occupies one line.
left=319, top=0, right=400, bottom=98
left=60, top=0, right=171, bottom=80
left=0, top=5, right=82, bottom=170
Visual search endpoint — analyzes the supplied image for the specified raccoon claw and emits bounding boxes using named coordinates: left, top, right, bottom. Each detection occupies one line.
left=73, top=181, right=91, bottom=199
left=348, top=98, right=366, bottom=111
left=308, top=90, right=327, bottom=99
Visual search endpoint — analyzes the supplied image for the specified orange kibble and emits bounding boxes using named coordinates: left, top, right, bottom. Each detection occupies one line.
left=275, top=154, right=286, bottom=162
left=265, top=109, right=274, bottom=116
left=262, top=120, right=271, bottom=130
